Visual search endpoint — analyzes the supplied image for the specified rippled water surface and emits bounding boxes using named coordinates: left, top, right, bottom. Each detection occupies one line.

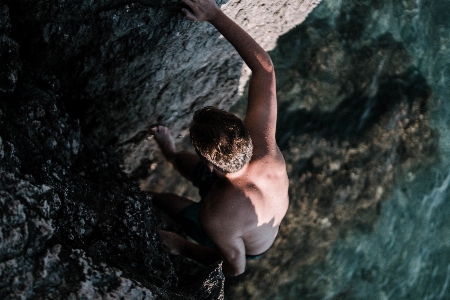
left=273, top=0, right=450, bottom=298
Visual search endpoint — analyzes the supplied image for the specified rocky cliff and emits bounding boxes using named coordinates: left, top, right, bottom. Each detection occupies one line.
left=1, top=4, right=225, bottom=297
left=0, top=0, right=321, bottom=298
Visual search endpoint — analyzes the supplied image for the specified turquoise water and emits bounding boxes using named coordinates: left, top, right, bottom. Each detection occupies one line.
left=277, top=166, right=450, bottom=299
left=274, top=0, right=450, bottom=299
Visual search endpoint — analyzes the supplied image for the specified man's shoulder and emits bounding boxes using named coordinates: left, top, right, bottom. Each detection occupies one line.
left=249, top=151, right=287, bottom=181
left=250, top=145, right=285, bottom=165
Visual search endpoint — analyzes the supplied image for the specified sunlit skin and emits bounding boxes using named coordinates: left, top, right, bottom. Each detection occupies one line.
left=149, top=0, right=289, bottom=276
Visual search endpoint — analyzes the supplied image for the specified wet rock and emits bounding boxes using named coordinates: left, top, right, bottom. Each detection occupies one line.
left=0, top=5, right=21, bottom=94
left=1, top=70, right=226, bottom=297
left=0, top=5, right=12, bottom=35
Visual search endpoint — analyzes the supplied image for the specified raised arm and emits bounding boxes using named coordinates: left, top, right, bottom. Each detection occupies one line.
left=182, top=0, right=278, bottom=154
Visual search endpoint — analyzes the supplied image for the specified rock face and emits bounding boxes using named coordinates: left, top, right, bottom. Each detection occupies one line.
left=0, top=5, right=21, bottom=94
left=0, top=45, right=225, bottom=300
left=0, top=1, right=225, bottom=298
left=4, top=0, right=321, bottom=180
left=0, top=0, right=321, bottom=299
left=222, top=0, right=322, bottom=93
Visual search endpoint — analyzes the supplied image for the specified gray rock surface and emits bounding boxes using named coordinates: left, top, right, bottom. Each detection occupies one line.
left=0, top=2, right=225, bottom=298
left=4, top=0, right=322, bottom=181
left=0, top=72, right=228, bottom=299
left=222, top=0, right=322, bottom=93
left=0, top=0, right=320, bottom=298
left=0, top=69, right=226, bottom=298
left=0, top=5, right=21, bottom=94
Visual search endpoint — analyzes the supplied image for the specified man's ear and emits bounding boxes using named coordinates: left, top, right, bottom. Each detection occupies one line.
left=206, top=162, right=214, bottom=173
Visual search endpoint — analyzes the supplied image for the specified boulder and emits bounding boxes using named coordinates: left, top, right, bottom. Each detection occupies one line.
left=0, top=0, right=320, bottom=298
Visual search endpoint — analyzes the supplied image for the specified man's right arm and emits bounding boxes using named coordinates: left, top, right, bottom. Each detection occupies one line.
left=182, top=0, right=278, bottom=155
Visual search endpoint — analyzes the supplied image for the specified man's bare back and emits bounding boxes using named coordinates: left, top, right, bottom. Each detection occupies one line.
left=199, top=148, right=289, bottom=256
left=149, top=0, right=289, bottom=276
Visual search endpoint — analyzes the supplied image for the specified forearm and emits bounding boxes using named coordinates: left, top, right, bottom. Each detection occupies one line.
left=182, top=240, right=245, bottom=276
left=209, top=10, right=273, bottom=73
left=221, top=254, right=245, bottom=276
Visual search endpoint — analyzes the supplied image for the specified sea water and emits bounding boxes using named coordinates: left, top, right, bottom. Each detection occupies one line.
left=275, top=0, right=450, bottom=299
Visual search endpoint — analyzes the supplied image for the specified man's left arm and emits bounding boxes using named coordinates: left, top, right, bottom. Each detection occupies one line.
left=200, top=214, right=247, bottom=276
left=157, top=230, right=221, bottom=265
left=211, top=235, right=246, bottom=276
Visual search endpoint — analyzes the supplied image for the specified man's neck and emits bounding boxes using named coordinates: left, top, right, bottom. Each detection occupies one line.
left=222, top=163, right=249, bottom=180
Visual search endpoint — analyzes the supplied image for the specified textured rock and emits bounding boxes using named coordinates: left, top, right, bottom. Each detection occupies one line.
left=5, top=0, right=238, bottom=180
left=3, top=0, right=321, bottom=180
left=0, top=5, right=21, bottom=94
left=222, top=0, right=322, bottom=93
left=1, top=0, right=321, bottom=298
left=0, top=69, right=225, bottom=298
left=0, top=5, right=225, bottom=296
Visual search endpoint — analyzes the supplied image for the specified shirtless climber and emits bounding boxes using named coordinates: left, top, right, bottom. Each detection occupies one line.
left=150, top=0, right=289, bottom=276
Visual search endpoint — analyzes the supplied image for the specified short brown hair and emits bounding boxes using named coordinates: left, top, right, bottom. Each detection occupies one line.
left=190, top=106, right=253, bottom=173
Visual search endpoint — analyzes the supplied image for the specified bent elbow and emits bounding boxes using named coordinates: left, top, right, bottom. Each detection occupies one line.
left=223, top=260, right=246, bottom=276
left=265, top=57, right=274, bottom=74
left=235, top=268, right=245, bottom=276
left=254, top=52, right=274, bottom=74
left=227, top=267, right=245, bottom=277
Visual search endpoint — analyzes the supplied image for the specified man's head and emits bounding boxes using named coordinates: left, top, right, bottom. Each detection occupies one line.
left=190, top=106, right=253, bottom=174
